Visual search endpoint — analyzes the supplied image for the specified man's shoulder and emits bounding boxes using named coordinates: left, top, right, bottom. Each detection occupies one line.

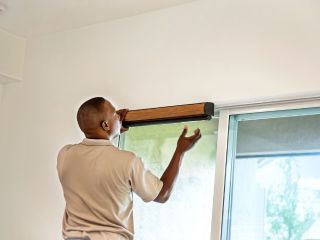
left=57, top=143, right=79, bottom=160
left=115, top=148, right=138, bottom=162
left=58, top=144, right=75, bottom=153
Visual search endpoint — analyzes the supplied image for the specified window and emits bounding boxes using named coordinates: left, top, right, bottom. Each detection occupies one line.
left=120, top=119, right=218, bottom=240
left=222, top=108, right=320, bottom=240
left=117, top=100, right=320, bottom=240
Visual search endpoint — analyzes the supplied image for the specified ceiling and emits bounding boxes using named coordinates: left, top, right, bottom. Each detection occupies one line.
left=0, top=0, right=194, bottom=37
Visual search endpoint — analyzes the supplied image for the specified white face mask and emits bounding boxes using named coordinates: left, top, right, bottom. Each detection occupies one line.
left=109, top=118, right=121, bottom=140
left=113, top=124, right=121, bottom=139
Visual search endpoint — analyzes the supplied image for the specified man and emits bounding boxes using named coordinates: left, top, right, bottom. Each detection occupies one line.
left=57, top=97, right=201, bottom=240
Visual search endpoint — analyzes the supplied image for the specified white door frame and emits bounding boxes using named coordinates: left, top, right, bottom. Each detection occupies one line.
left=211, top=97, right=320, bottom=240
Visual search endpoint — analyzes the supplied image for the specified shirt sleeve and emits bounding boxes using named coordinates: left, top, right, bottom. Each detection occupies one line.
left=57, top=144, right=72, bottom=181
left=130, top=156, right=163, bottom=202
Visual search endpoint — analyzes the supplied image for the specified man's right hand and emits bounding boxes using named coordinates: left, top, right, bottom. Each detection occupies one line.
left=176, top=126, right=201, bottom=153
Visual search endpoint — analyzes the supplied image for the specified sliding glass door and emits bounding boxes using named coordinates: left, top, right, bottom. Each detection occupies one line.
left=221, top=108, right=320, bottom=240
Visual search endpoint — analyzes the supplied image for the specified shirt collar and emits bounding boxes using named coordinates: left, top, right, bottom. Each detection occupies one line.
left=81, top=138, right=114, bottom=146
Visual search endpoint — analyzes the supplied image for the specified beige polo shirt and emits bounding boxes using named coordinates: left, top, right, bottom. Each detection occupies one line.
left=57, top=138, right=163, bottom=240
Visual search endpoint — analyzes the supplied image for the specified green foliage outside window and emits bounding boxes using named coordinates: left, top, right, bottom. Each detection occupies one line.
left=266, top=158, right=320, bottom=240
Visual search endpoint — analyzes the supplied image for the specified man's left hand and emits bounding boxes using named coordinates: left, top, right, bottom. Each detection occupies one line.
left=116, top=109, right=129, bottom=133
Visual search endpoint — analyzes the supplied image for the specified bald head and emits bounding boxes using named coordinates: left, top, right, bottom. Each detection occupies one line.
left=77, top=97, right=114, bottom=136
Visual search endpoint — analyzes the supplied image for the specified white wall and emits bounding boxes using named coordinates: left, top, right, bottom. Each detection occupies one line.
left=1, top=0, right=320, bottom=239
left=0, top=29, right=26, bottom=83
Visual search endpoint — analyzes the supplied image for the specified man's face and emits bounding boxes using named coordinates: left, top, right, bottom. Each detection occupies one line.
left=102, top=101, right=121, bottom=139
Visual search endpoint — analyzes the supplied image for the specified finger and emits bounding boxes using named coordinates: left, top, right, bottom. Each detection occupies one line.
left=193, top=128, right=200, bottom=135
left=117, top=109, right=129, bottom=121
left=190, top=128, right=201, bottom=139
left=180, top=125, right=188, bottom=137
left=191, top=133, right=201, bottom=144
left=117, top=108, right=128, bottom=114
left=195, top=133, right=202, bottom=141
left=116, top=109, right=122, bottom=115
left=120, top=126, right=129, bottom=133
left=123, top=109, right=129, bottom=114
left=121, top=109, right=129, bottom=121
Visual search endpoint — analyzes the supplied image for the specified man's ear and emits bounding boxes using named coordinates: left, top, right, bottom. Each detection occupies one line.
left=101, top=121, right=110, bottom=132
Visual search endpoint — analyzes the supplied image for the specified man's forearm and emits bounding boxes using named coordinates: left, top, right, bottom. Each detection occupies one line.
left=154, top=148, right=185, bottom=203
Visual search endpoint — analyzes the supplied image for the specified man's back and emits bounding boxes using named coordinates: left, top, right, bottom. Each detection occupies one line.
left=57, top=138, right=163, bottom=240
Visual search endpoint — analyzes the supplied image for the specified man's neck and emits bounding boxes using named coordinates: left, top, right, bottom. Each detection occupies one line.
left=85, top=134, right=111, bottom=140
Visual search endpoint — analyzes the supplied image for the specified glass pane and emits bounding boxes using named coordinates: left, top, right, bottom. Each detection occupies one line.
left=227, top=112, right=320, bottom=240
left=237, top=114, right=320, bottom=155
left=121, top=119, right=218, bottom=240
left=231, top=155, right=320, bottom=240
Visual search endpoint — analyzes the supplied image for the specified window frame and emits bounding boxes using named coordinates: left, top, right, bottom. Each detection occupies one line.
left=212, top=97, right=320, bottom=240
